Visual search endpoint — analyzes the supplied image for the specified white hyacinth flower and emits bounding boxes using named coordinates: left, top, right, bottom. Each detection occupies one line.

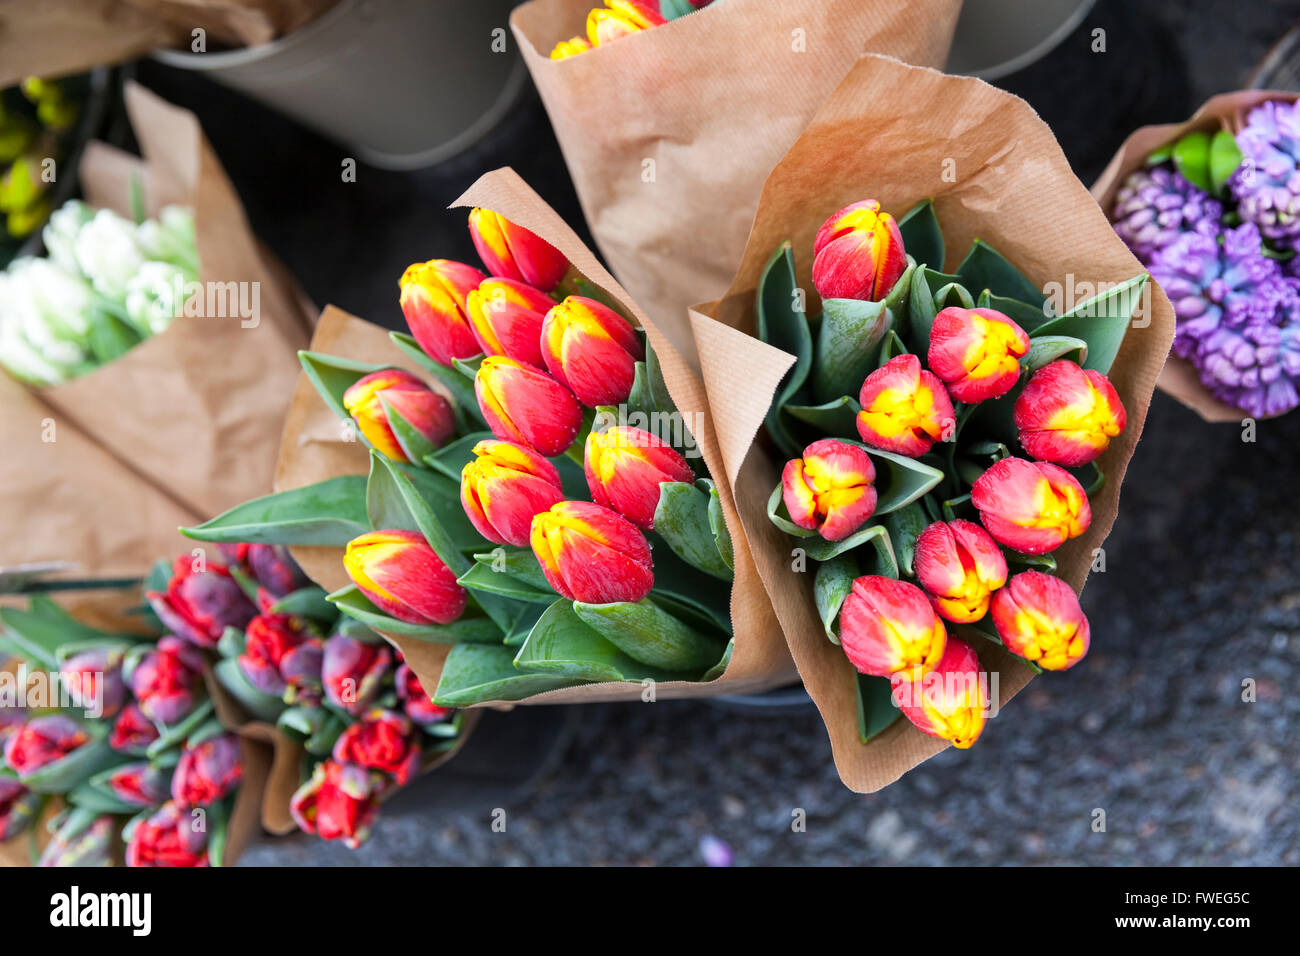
left=72, top=208, right=148, bottom=300
left=40, top=199, right=95, bottom=275
left=125, top=260, right=193, bottom=336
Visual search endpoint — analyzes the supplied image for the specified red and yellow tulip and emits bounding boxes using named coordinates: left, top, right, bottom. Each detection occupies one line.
left=890, top=636, right=988, bottom=749
left=991, top=570, right=1091, bottom=670
left=398, top=259, right=485, bottom=366
left=475, top=355, right=584, bottom=457
left=465, top=277, right=555, bottom=369
left=587, top=0, right=666, bottom=46
left=550, top=36, right=592, bottom=59
left=343, top=529, right=467, bottom=626
left=541, top=295, right=644, bottom=407
left=467, top=208, right=569, bottom=292
left=461, top=439, right=566, bottom=547
left=1014, top=359, right=1127, bottom=467
left=781, top=438, right=878, bottom=541
left=585, top=425, right=694, bottom=529
left=342, top=368, right=455, bottom=463
left=927, top=306, right=1030, bottom=403
left=811, top=199, right=907, bottom=302
left=856, top=354, right=954, bottom=457
left=530, top=500, right=654, bottom=604
left=970, top=457, right=1091, bottom=555
left=914, top=519, right=1008, bottom=623
left=839, top=576, right=946, bottom=681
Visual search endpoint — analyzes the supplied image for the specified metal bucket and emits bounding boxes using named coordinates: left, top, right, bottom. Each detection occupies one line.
left=153, top=0, right=527, bottom=170
left=947, top=0, right=1098, bottom=81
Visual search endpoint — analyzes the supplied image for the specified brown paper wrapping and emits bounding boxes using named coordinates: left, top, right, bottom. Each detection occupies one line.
left=0, top=0, right=341, bottom=86
left=510, top=0, right=962, bottom=361
left=274, top=168, right=794, bottom=706
left=0, top=594, right=271, bottom=866
left=1091, top=89, right=1299, bottom=423
left=0, top=81, right=315, bottom=580
left=689, top=55, right=1176, bottom=792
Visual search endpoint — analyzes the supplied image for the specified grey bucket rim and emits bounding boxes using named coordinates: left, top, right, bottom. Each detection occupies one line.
left=949, top=0, right=1098, bottom=82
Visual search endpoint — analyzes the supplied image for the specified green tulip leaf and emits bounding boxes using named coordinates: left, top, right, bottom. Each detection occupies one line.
left=422, top=430, right=494, bottom=482
left=700, top=639, right=734, bottom=682
left=1172, top=129, right=1213, bottom=194
left=1023, top=335, right=1089, bottom=373
left=803, top=522, right=896, bottom=566
left=785, top=396, right=861, bottom=440
left=87, top=312, right=141, bottom=364
left=325, top=585, right=503, bottom=643
left=767, top=482, right=816, bottom=538
left=378, top=392, right=441, bottom=464
left=67, top=780, right=146, bottom=816
left=1209, top=129, right=1244, bottom=196
left=513, top=599, right=696, bottom=682
left=932, top=280, right=975, bottom=312
left=955, top=240, right=1045, bottom=307
left=855, top=443, right=945, bottom=516
left=146, top=699, right=215, bottom=759
left=1029, top=273, right=1146, bottom=373
left=814, top=553, right=856, bottom=644
left=213, top=659, right=284, bottom=723
left=756, top=241, right=814, bottom=458
left=182, top=476, right=370, bottom=546
left=653, top=480, right=731, bottom=580
left=432, top=643, right=589, bottom=706
left=389, top=331, right=486, bottom=430
left=457, top=562, right=556, bottom=604
left=572, top=598, right=727, bottom=672
left=268, top=585, right=338, bottom=626
left=18, top=736, right=116, bottom=795
left=706, top=482, right=734, bottom=572
left=503, top=602, right=547, bottom=647
left=857, top=674, right=901, bottom=744
left=976, top=288, right=1056, bottom=333
left=470, top=547, right=553, bottom=592
left=646, top=544, right=733, bottom=635
left=897, top=200, right=945, bottom=271
left=812, top=296, right=893, bottom=404
left=298, top=350, right=388, bottom=422
left=882, top=501, right=929, bottom=577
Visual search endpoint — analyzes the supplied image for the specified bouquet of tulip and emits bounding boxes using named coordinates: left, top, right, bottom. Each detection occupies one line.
left=0, top=596, right=254, bottom=866
left=1097, top=92, right=1300, bottom=420
left=0, top=198, right=199, bottom=385
left=758, top=195, right=1141, bottom=749
left=147, top=542, right=470, bottom=850
left=187, top=189, right=738, bottom=711
left=688, top=55, right=1175, bottom=791
left=510, top=0, right=962, bottom=357
left=548, top=0, right=714, bottom=59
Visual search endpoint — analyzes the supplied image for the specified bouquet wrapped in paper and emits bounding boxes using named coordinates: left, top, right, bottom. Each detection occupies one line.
left=185, top=167, right=792, bottom=711
left=510, top=0, right=962, bottom=354
left=1094, top=90, right=1300, bottom=421
left=688, top=55, right=1176, bottom=791
left=0, top=83, right=314, bottom=583
left=0, top=594, right=266, bottom=866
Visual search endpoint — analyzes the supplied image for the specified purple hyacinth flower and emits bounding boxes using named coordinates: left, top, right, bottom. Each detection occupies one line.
left=1230, top=99, right=1300, bottom=244
left=1195, top=320, right=1300, bottom=418
left=1111, top=165, right=1223, bottom=263
left=1149, top=222, right=1289, bottom=357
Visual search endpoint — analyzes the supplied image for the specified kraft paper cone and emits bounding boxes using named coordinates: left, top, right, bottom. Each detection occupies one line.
left=1091, top=90, right=1299, bottom=423
left=0, top=82, right=314, bottom=583
left=690, top=55, right=1176, bottom=792
left=511, top=0, right=962, bottom=362
left=274, top=168, right=793, bottom=706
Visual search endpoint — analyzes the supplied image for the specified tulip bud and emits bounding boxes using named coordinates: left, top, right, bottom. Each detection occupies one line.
left=476, top=355, right=584, bottom=457
left=812, top=199, right=907, bottom=302
left=530, top=500, right=654, bottom=604
left=106, top=761, right=171, bottom=807
left=2, top=715, right=89, bottom=777
left=59, top=647, right=127, bottom=718
left=466, top=277, right=555, bottom=368
left=41, top=813, right=117, bottom=868
left=587, top=0, right=666, bottom=46
left=927, top=306, right=1030, bottom=403
left=171, top=733, right=244, bottom=807
left=550, top=36, right=592, bottom=59
left=839, top=576, right=946, bottom=680
left=1013, top=360, right=1127, bottom=467
left=467, top=208, right=568, bottom=292
left=130, top=637, right=205, bottom=726
left=856, top=354, right=955, bottom=456
left=991, top=570, right=1091, bottom=670
left=914, top=520, right=1009, bottom=623
left=343, top=529, right=468, bottom=625
left=109, top=702, right=160, bottom=753
left=289, top=759, right=383, bottom=849
left=461, top=439, right=565, bottom=547
left=585, top=425, right=693, bottom=529
left=125, top=800, right=209, bottom=867
left=540, top=296, right=644, bottom=407
left=239, top=613, right=323, bottom=704
left=332, top=709, right=420, bottom=786
left=342, top=368, right=455, bottom=463
left=890, top=636, right=988, bottom=749
left=147, top=555, right=256, bottom=649
left=395, top=662, right=452, bottom=727
left=217, top=543, right=308, bottom=602
left=398, top=258, right=486, bottom=366
left=780, top=438, right=878, bottom=541
left=970, top=457, right=1091, bottom=555
left=0, top=779, right=40, bottom=840
left=322, top=633, right=393, bottom=715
